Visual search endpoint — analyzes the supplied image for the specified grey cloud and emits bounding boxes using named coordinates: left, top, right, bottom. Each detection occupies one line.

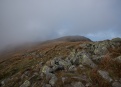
left=0, top=0, right=121, bottom=50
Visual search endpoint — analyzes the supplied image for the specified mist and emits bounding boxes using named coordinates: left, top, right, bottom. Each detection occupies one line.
left=0, top=0, right=121, bottom=50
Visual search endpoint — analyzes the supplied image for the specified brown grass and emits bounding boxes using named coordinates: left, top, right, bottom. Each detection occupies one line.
left=99, top=53, right=121, bottom=79
left=89, top=69, right=111, bottom=87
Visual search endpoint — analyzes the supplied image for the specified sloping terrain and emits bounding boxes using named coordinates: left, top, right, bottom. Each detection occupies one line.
left=0, top=37, right=121, bottom=87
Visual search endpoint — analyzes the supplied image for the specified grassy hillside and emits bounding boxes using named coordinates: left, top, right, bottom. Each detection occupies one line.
left=0, top=37, right=121, bottom=87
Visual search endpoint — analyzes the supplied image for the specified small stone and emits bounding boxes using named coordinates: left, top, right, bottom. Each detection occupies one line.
left=39, top=62, right=43, bottom=67
left=52, top=65, right=64, bottom=72
left=1, top=80, right=5, bottom=86
left=71, top=82, right=85, bottom=87
left=34, top=72, right=39, bottom=76
left=46, top=73, right=55, bottom=80
left=70, top=57, right=80, bottom=65
left=42, top=65, right=52, bottom=74
left=49, top=75, right=58, bottom=86
left=112, top=82, right=121, bottom=87
left=20, top=80, right=30, bottom=87
left=79, top=65, right=83, bottom=68
left=68, top=65, right=77, bottom=72
left=31, top=52, right=36, bottom=56
left=119, top=78, right=121, bottom=83
left=98, top=70, right=113, bottom=82
left=64, top=84, right=73, bottom=87
left=42, top=84, right=52, bottom=87
left=114, top=56, right=121, bottom=63
left=62, top=77, right=67, bottom=83
left=50, top=60, right=56, bottom=66
left=86, top=82, right=92, bottom=87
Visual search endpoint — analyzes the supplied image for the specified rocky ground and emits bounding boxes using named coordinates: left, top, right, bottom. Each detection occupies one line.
left=0, top=37, right=121, bottom=87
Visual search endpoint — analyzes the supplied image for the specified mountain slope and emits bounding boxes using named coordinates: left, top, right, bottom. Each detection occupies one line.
left=0, top=37, right=121, bottom=87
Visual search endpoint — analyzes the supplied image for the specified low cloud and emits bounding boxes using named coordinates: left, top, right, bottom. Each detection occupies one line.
left=0, top=0, right=121, bottom=50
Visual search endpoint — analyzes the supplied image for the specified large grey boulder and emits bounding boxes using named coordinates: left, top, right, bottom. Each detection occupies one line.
left=81, top=53, right=97, bottom=68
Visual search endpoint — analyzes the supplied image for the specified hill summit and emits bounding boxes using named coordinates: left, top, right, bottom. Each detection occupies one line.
left=53, top=36, right=91, bottom=42
left=0, top=37, right=121, bottom=87
left=41, top=36, right=91, bottom=45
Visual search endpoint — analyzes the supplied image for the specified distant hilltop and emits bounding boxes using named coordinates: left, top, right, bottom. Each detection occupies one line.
left=42, top=36, right=91, bottom=44
left=54, top=35, right=91, bottom=42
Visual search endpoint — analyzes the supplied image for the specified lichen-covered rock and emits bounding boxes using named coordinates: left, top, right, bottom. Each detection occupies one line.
left=58, top=60, right=72, bottom=69
left=98, top=70, right=113, bottom=82
left=81, top=54, right=97, bottom=68
left=42, top=65, right=52, bottom=74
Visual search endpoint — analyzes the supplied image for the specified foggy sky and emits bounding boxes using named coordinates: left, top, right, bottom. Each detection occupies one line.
left=0, top=0, right=121, bottom=50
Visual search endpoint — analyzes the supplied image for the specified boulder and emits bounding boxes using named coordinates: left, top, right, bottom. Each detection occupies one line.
left=81, top=53, right=97, bottom=68
left=59, top=60, right=72, bottom=69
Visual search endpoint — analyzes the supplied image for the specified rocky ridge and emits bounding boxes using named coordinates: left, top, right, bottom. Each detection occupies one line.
left=0, top=37, right=121, bottom=87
